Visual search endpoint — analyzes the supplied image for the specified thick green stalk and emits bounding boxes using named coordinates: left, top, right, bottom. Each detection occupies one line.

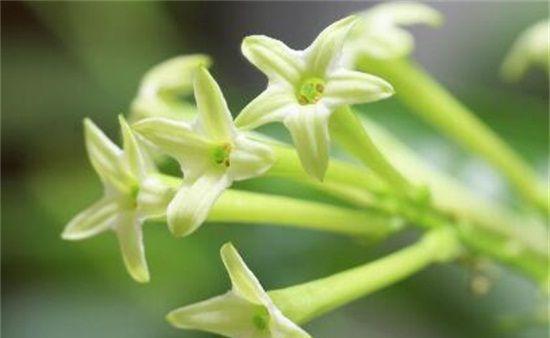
left=357, top=55, right=547, bottom=213
left=329, top=106, right=420, bottom=201
left=269, top=227, right=461, bottom=324
left=149, top=174, right=400, bottom=239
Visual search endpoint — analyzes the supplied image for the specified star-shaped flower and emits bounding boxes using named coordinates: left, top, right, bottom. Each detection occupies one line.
left=343, top=2, right=442, bottom=61
left=133, top=68, right=274, bottom=237
left=62, top=116, right=173, bottom=283
left=235, top=15, right=394, bottom=180
left=501, top=19, right=549, bottom=82
left=167, top=243, right=310, bottom=338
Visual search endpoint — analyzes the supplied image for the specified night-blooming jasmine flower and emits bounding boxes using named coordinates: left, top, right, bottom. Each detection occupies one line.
left=62, top=116, right=174, bottom=283
left=501, top=19, right=549, bottom=82
left=344, top=2, right=442, bottom=62
left=167, top=243, right=310, bottom=338
left=235, top=16, right=394, bottom=180
left=130, top=54, right=211, bottom=121
left=133, top=68, right=274, bottom=237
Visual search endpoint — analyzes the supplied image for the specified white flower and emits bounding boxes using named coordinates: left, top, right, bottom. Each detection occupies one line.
left=235, top=16, right=394, bottom=181
left=501, top=19, right=549, bottom=82
left=130, top=54, right=211, bottom=121
left=344, top=2, right=442, bottom=61
left=133, top=68, right=274, bottom=237
left=167, top=243, right=310, bottom=338
left=62, top=116, right=174, bottom=283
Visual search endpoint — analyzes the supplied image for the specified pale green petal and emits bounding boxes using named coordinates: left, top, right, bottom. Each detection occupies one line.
left=270, top=312, right=312, bottom=338
left=137, top=174, right=178, bottom=219
left=133, top=117, right=214, bottom=171
left=235, top=86, right=298, bottom=130
left=356, top=27, right=414, bottom=59
left=138, top=54, right=211, bottom=98
left=167, top=291, right=267, bottom=337
left=119, top=115, right=153, bottom=179
left=324, top=69, right=394, bottom=107
left=167, top=173, right=231, bottom=237
left=283, top=105, right=331, bottom=181
left=305, top=15, right=357, bottom=76
left=220, top=243, right=269, bottom=304
left=62, top=197, right=118, bottom=240
left=194, top=67, right=235, bottom=141
left=84, top=119, right=130, bottom=192
left=501, top=20, right=549, bottom=82
left=242, top=35, right=304, bottom=84
left=364, top=2, right=442, bottom=27
left=115, top=212, right=149, bottom=283
left=229, top=135, right=275, bottom=181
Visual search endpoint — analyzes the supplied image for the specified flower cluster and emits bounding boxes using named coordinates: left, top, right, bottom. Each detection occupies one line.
left=61, top=2, right=547, bottom=338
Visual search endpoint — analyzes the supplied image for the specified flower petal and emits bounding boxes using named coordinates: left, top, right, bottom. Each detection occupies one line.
left=363, top=2, right=442, bottom=27
left=114, top=212, right=149, bottom=283
left=167, top=173, right=231, bottom=237
left=138, top=54, right=212, bottom=98
left=194, top=67, right=235, bottom=141
left=305, top=15, right=357, bottom=76
left=235, top=86, right=297, bottom=130
left=84, top=119, right=130, bottom=192
left=119, top=115, right=153, bottom=179
left=241, top=35, right=304, bottom=84
left=167, top=291, right=266, bottom=337
left=137, top=174, right=179, bottom=219
left=62, top=197, right=118, bottom=240
left=132, top=117, right=213, bottom=173
left=229, top=135, right=275, bottom=181
left=283, top=105, right=331, bottom=181
left=323, top=69, right=394, bottom=107
left=220, top=243, right=269, bottom=305
left=501, top=20, right=549, bottom=82
left=270, top=311, right=312, bottom=338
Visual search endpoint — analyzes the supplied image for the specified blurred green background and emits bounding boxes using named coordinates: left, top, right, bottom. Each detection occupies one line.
left=2, top=2, right=548, bottom=338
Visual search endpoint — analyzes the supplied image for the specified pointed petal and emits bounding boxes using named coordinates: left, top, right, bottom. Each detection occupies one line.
left=62, top=198, right=118, bottom=240
left=138, top=54, right=211, bottom=98
left=84, top=119, right=130, bottom=191
left=235, top=86, right=297, bottom=130
left=305, top=15, right=357, bottom=76
left=194, top=67, right=235, bottom=141
left=167, top=291, right=266, bottom=337
left=324, top=69, right=394, bottom=107
left=283, top=105, right=331, bottom=181
left=242, top=35, right=304, bottom=84
left=364, top=2, right=442, bottom=27
left=167, top=173, right=231, bottom=237
left=119, top=115, right=153, bottom=179
left=229, top=135, right=275, bottom=181
left=220, top=243, right=269, bottom=304
left=133, top=117, right=214, bottom=172
left=115, top=212, right=149, bottom=283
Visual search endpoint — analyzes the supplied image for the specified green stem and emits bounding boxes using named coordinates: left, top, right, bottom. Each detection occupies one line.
left=357, top=56, right=547, bottom=213
left=330, top=106, right=419, bottom=200
left=268, top=227, right=461, bottom=324
left=148, top=174, right=400, bottom=239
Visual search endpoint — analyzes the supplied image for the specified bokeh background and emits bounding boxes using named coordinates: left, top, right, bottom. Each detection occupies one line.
left=2, top=2, right=548, bottom=338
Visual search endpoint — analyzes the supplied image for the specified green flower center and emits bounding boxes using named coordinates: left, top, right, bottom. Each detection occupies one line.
left=297, top=77, right=325, bottom=105
left=212, top=142, right=232, bottom=167
left=252, top=306, right=270, bottom=331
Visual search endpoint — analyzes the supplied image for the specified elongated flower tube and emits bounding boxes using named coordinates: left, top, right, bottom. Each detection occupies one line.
left=344, top=2, right=442, bottom=62
left=134, top=67, right=275, bottom=237
left=501, top=19, right=549, bottom=82
left=62, top=116, right=173, bottom=283
left=130, top=54, right=211, bottom=121
left=236, top=16, right=394, bottom=181
left=167, top=228, right=461, bottom=337
left=167, top=243, right=311, bottom=338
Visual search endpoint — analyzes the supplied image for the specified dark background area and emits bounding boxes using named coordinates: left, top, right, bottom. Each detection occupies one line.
left=2, top=2, right=548, bottom=338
